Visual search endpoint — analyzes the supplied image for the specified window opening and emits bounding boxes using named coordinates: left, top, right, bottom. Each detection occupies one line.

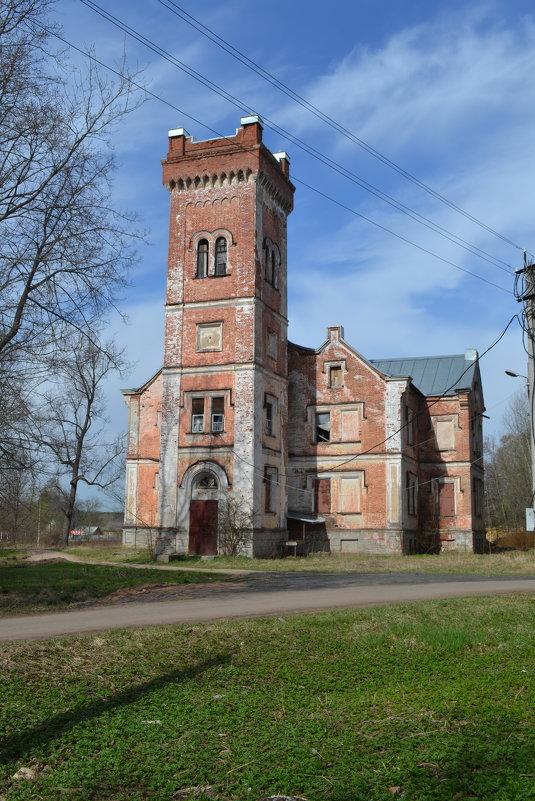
left=196, top=239, right=209, bottom=278
left=264, top=398, right=274, bottom=436
left=315, top=412, right=331, bottom=442
left=329, top=365, right=343, bottom=388
left=407, top=473, right=416, bottom=515
left=264, top=466, right=277, bottom=512
left=404, top=406, right=414, bottom=446
left=215, top=237, right=227, bottom=276
left=211, top=396, right=225, bottom=433
left=191, top=398, right=204, bottom=433
left=271, top=250, right=277, bottom=287
left=196, top=473, right=218, bottom=489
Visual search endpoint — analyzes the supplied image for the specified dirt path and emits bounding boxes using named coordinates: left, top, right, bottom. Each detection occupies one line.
left=23, top=550, right=257, bottom=575
left=1, top=576, right=534, bottom=642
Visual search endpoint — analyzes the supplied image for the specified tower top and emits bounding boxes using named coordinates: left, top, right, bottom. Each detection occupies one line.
left=162, top=117, right=294, bottom=210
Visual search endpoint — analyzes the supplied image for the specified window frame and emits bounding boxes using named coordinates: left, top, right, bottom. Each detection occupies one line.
left=191, top=397, right=205, bottom=433
left=315, top=411, right=331, bottom=442
left=214, top=236, right=228, bottom=276
left=196, top=238, right=209, bottom=278
left=264, top=465, right=278, bottom=513
left=211, top=396, right=225, bottom=433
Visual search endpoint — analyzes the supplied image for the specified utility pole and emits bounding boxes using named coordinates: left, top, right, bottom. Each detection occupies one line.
left=518, top=251, right=535, bottom=530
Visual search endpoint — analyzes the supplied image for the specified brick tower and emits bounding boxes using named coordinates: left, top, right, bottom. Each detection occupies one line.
left=147, top=115, right=294, bottom=555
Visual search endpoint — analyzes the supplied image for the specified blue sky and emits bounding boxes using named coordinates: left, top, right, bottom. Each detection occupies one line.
left=54, top=0, right=535, bottom=492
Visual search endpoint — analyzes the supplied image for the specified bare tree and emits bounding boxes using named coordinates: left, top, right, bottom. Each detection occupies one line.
left=485, top=391, right=531, bottom=532
left=218, top=494, right=254, bottom=556
left=34, top=334, right=127, bottom=546
left=0, top=0, right=142, bottom=364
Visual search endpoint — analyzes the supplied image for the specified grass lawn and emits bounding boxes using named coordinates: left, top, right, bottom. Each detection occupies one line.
left=0, top=561, right=237, bottom=616
left=1, top=596, right=534, bottom=800
left=64, top=544, right=535, bottom=575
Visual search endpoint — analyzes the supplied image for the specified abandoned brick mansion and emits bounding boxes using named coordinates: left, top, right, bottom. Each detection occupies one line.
left=122, top=116, right=485, bottom=556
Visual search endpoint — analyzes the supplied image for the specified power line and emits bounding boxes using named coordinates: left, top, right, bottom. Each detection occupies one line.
left=293, top=178, right=513, bottom=294
left=78, top=0, right=517, bottom=276
left=41, top=18, right=514, bottom=296
left=159, top=0, right=524, bottom=254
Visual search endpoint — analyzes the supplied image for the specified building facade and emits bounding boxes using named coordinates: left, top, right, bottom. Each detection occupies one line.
left=123, top=117, right=485, bottom=556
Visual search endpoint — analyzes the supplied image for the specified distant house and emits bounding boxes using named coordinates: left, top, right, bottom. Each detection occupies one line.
left=69, top=526, right=104, bottom=539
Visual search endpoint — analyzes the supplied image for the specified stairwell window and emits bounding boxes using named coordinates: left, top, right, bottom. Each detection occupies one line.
left=264, top=466, right=278, bottom=512
left=263, top=239, right=279, bottom=289
left=196, top=239, right=209, bottom=278
left=264, top=395, right=275, bottom=436
left=215, top=237, right=228, bottom=276
left=211, top=396, right=225, bottom=433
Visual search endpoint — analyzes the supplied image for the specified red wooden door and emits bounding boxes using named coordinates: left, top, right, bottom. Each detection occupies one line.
left=189, top=500, right=218, bottom=555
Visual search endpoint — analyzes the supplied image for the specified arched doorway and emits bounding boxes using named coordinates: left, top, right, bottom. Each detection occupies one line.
left=188, top=470, right=219, bottom=555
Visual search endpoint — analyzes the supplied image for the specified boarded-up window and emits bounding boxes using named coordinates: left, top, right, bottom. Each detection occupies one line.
left=435, top=419, right=455, bottom=451
left=339, top=477, right=360, bottom=513
left=196, top=322, right=222, bottom=352
left=315, top=478, right=331, bottom=514
left=267, top=330, right=278, bottom=360
left=329, top=365, right=343, bottom=388
left=341, top=410, right=360, bottom=441
left=439, top=482, right=455, bottom=517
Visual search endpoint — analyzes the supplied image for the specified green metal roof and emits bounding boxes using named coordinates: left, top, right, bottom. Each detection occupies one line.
left=370, top=353, right=478, bottom=396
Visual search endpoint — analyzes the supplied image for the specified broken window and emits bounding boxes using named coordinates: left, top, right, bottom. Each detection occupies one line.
left=215, top=237, right=227, bottom=276
left=315, top=412, right=331, bottom=442
left=329, top=365, right=343, bottom=388
left=196, top=239, right=209, bottom=278
left=264, top=466, right=278, bottom=512
left=191, top=398, right=204, bottom=433
left=211, top=396, right=225, bottom=433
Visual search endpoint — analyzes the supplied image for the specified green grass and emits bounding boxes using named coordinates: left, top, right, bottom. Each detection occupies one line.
left=1, top=596, right=534, bottom=800
left=64, top=545, right=535, bottom=575
left=0, top=561, right=238, bottom=615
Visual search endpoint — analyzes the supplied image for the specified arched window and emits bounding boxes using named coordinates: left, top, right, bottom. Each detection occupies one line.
left=196, top=239, right=209, bottom=278
left=215, top=237, right=227, bottom=276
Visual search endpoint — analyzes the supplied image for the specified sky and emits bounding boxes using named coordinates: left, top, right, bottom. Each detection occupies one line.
left=53, top=0, right=535, bottom=501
